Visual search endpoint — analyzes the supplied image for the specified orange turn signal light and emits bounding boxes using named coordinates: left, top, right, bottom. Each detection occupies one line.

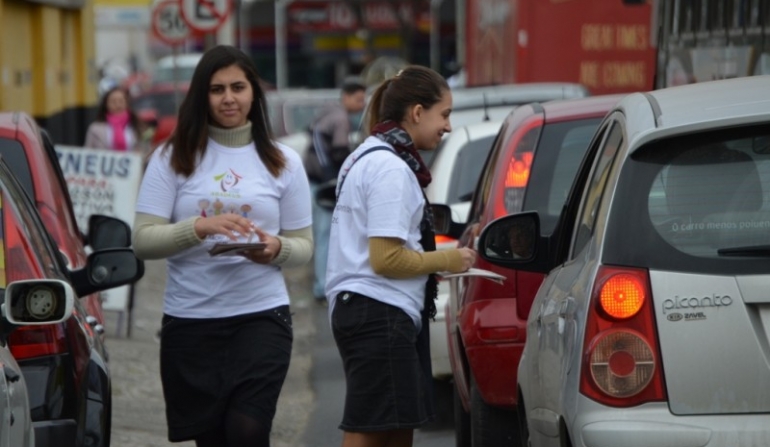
left=599, top=274, right=645, bottom=319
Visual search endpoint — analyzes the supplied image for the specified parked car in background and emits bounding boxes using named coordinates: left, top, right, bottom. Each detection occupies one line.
left=0, top=111, right=138, bottom=446
left=151, top=53, right=202, bottom=86
left=0, top=154, right=143, bottom=447
left=278, top=83, right=589, bottom=160
left=478, top=75, right=770, bottom=447
left=441, top=95, right=623, bottom=446
left=424, top=121, right=502, bottom=396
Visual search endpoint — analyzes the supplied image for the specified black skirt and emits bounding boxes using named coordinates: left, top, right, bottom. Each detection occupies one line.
left=159, top=306, right=293, bottom=442
left=331, top=292, right=434, bottom=432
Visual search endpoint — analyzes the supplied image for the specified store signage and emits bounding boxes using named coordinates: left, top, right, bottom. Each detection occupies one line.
left=288, top=1, right=430, bottom=33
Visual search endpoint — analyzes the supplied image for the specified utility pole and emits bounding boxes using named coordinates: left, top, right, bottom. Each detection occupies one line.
left=430, top=0, right=443, bottom=72
left=275, top=0, right=293, bottom=90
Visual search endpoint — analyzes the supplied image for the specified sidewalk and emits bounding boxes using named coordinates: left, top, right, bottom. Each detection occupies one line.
left=103, top=259, right=317, bottom=447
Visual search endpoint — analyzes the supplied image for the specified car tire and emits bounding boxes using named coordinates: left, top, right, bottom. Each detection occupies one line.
left=470, top=375, right=520, bottom=447
left=454, top=381, right=471, bottom=447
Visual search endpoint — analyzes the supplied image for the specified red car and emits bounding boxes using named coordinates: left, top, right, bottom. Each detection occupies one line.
left=444, top=95, right=624, bottom=446
left=0, top=111, right=137, bottom=446
left=0, top=153, right=141, bottom=447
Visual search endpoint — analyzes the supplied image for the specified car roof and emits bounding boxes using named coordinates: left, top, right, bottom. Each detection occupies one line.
left=451, top=83, right=590, bottom=110
left=156, top=53, right=203, bottom=69
left=541, top=94, right=627, bottom=123
left=619, top=76, right=770, bottom=150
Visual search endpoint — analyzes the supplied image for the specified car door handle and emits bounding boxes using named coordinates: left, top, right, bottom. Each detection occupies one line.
left=3, top=365, right=21, bottom=383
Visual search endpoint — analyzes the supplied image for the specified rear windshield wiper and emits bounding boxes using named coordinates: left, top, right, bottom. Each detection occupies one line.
left=717, top=245, right=770, bottom=257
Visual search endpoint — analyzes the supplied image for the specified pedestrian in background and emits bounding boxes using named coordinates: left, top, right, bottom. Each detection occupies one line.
left=303, top=77, right=367, bottom=303
left=132, top=45, right=313, bottom=447
left=85, top=86, right=148, bottom=152
left=325, top=65, right=476, bottom=447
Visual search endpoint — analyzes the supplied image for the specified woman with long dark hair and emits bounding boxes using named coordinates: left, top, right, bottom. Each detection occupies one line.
left=132, top=45, right=313, bottom=447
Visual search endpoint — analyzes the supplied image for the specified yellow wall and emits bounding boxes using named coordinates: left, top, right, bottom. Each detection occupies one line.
left=1, top=1, right=33, bottom=112
left=0, top=0, right=97, bottom=116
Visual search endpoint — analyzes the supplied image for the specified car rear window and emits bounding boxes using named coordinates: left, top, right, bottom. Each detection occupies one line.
left=448, top=135, right=496, bottom=204
left=605, top=124, right=770, bottom=275
left=522, top=118, right=601, bottom=234
left=0, top=138, right=34, bottom=197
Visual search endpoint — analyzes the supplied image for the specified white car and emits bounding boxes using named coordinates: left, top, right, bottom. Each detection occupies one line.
left=478, top=75, right=770, bottom=446
left=425, top=121, right=503, bottom=381
left=277, top=82, right=590, bottom=159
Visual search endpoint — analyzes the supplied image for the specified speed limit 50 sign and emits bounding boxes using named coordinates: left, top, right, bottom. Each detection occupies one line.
left=152, top=0, right=190, bottom=46
left=180, top=0, right=232, bottom=34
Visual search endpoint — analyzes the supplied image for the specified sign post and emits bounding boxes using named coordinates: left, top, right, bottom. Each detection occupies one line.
left=151, top=0, right=190, bottom=46
left=180, top=0, right=232, bottom=34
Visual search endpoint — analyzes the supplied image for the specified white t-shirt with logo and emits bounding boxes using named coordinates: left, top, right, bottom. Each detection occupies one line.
left=136, top=139, right=312, bottom=318
left=325, top=136, right=428, bottom=329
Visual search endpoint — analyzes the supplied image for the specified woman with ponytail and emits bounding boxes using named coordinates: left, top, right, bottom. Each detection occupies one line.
left=325, top=65, right=477, bottom=447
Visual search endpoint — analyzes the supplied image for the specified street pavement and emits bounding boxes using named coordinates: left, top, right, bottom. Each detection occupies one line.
left=102, top=259, right=317, bottom=447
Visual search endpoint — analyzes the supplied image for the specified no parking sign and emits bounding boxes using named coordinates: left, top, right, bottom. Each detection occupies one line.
left=180, top=0, right=231, bottom=34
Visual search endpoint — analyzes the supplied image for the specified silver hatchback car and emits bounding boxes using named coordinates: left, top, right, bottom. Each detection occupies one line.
left=477, top=75, right=770, bottom=446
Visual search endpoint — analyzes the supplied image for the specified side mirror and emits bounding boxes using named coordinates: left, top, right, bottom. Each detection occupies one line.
left=430, top=204, right=465, bottom=239
left=69, top=248, right=145, bottom=297
left=2, top=279, right=74, bottom=325
left=477, top=212, right=553, bottom=273
left=88, top=215, right=132, bottom=250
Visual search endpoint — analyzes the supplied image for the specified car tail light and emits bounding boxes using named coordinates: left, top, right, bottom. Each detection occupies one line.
left=493, top=117, right=543, bottom=218
left=599, top=274, right=644, bottom=319
left=9, top=324, right=69, bottom=359
left=580, top=266, right=667, bottom=407
left=435, top=234, right=457, bottom=246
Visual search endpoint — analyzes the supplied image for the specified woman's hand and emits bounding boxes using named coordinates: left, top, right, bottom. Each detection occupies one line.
left=456, top=247, right=476, bottom=272
left=240, top=227, right=282, bottom=264
left=194, top=214, right=255, bottom=240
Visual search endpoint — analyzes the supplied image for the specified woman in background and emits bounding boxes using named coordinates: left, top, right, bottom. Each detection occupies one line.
left=85, top=86, right=147, bottom=151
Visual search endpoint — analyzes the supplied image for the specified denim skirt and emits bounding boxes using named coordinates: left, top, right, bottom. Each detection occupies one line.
left=331, top=292, right=434, bottom=432
left=159, top=305, right=293, bottom=442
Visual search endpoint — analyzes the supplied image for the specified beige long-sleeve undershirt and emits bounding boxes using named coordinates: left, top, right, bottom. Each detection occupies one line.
left=368, top=237, right=465, bottom=278
left=132, top=212, right=313, bottom=268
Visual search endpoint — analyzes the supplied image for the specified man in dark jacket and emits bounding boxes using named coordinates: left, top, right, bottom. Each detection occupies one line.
left=304, top=77, right=367, bottom=302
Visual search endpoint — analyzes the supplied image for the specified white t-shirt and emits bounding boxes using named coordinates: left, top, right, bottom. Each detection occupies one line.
left=136, top=139, right=312, bottom=318
left=325, top=136, right=428, bottom=329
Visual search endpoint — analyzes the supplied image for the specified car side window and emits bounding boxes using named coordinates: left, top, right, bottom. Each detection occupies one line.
left=572, top=122, right=624, bottom=255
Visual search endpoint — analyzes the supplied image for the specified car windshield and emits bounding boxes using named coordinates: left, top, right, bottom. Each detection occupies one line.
left=605, top=124, right=770, bottom=275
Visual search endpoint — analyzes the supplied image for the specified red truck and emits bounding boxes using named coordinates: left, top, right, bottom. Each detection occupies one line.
left=464, top=0, right=656, bottom=95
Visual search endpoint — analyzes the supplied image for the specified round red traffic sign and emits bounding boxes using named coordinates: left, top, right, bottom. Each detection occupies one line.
left=152, top=0, right=190, bottom=46
left=180, top=0, right=232, bottom=34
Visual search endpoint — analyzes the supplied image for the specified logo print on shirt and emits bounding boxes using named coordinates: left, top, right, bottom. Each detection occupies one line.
left=214, top=169, right=243, bottom=192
